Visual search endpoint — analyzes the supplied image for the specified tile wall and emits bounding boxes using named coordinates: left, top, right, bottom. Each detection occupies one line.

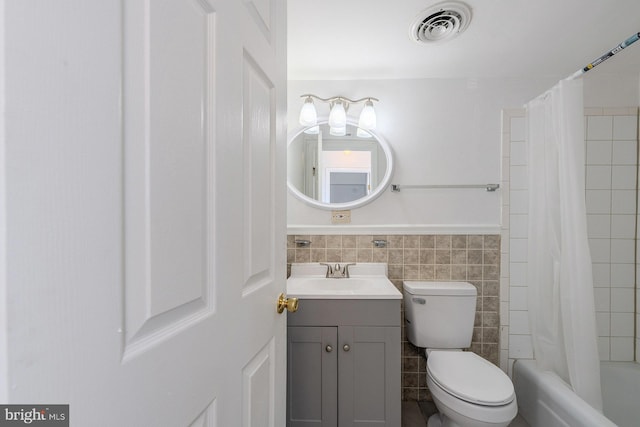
left=503, top=107, right=639, bottom=369
left=287, top=233, right=501, bottom=401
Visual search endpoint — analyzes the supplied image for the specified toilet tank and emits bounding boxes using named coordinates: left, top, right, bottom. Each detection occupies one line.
left=403, top=281, right=477, bottom=349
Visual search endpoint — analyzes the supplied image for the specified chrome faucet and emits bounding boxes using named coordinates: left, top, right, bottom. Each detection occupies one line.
left=320, top=263, right=355, bottom=278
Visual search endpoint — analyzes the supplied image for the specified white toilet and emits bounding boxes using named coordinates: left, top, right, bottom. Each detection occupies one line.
left=403, top=281, right=517, bottom=427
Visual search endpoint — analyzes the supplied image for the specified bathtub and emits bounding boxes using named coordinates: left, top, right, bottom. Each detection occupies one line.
left=513, top=359, right=640, bottom=427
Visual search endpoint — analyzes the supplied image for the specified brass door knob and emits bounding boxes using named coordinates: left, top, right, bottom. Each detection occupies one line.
left=277, top=293, right=299, bottom=314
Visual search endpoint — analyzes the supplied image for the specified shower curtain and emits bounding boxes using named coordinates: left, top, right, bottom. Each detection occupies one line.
left=526, top=78, right=603, bottom=411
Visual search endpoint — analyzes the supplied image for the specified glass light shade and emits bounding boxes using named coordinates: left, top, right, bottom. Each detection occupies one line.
left=328, top=101, right=347, bottom=128
left=299, top=98, right=318, bottom=127
left=357, top=128, right=372, bottom=138
left=329, top=126, right=346, bottom=136
left=358, top=100, right=376, bottom=130
left=303, top=125, right=319, bottom=135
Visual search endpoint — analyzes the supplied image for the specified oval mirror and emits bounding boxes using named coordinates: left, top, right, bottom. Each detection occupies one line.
left=287, top=120, right=394, bottom=210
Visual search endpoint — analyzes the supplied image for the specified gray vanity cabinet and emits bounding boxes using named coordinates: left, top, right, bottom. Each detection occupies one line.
left=287, top=299, right=401, bottom=427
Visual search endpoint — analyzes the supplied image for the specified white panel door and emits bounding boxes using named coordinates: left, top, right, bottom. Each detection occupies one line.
left=0, top=0, right=287, bottom=426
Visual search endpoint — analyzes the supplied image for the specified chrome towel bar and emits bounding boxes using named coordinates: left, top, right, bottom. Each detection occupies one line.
left=390, top=184, right=500, bottom=192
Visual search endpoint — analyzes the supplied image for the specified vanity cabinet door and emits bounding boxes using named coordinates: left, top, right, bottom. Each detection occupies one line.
left=288, top=326, right=338, bottom=427
left=338, top=326, right=401, bottom=427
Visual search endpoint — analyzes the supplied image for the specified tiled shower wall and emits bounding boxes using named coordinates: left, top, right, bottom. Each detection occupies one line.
left=287, top=234, right=501, bottom=401
left=503, top=107, right=639, bottom=368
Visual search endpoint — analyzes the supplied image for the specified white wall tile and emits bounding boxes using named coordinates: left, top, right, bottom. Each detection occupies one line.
left=610, top=263, right=635, bottom=288
left=598, top=337, right=610, bottom=361
left=611, top=313, right=634, bottom=337
left=592, top=263, right=611, bottom=287
left=611, top=239, right=635, bottom=263
left=596, top=312, right=610, bottom=336
left=509, top=311, right=530, bottom=335
left=510, top=214, right=528, bottom=238
left=510, top=141, right=527, bottom=166
left=510, top=238, right=528, bottom=263
left=587, top=116, right=613, bottom=140
left=611, top=337, right=634, bottom=361
left=509, top=335, right=533, bottom=359
left=594, top=288, right=611, bottom=312
left=611, top=288, right=634, bottom=313
left=612, top=140, right=637, bottom=165
left=586, top=190, right=611, bottom=214
left=510, top=262, right=527, bottom=286
left=511, top=117, right=526, bottom=142
left=510, top=287, right=528, bottom=311
left=611, top=165, right=637, bottom=189
left=510, top=190, right=528, bottom=214
left=587, top=214, right=611, bottom=238
left=510, top=165, right=528, bottom=190
left=586, top=140, right=612, bottom=165
left=589, top=238, right=611, bottom=263
left=611, top=215, right=635, bottom=239
left=613, top=116, right=638, bottom=140
left=586, top=165, right=612, bottom=190
left=611, top=190, right=636, bottom=214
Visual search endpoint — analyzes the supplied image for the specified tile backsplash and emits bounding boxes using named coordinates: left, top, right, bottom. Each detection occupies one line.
left=287, top=233, right=501, bottom=401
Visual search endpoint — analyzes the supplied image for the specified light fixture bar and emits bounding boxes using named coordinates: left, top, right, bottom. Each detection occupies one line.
left=300, top=94, right=379, bottom=104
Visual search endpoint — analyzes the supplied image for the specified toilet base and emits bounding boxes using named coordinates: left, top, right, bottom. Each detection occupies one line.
left=427, top=413, right=442, bottom=427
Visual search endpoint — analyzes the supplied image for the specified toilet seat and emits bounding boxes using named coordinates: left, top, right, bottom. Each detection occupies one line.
left=427, top=351, right=515, bottom=406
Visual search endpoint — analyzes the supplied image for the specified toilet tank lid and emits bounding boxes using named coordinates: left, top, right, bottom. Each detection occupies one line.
left=403, top=281, right=477, bottom=296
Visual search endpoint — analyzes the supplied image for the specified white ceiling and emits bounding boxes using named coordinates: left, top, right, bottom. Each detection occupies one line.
left=287, top=0, right=640, bottom=81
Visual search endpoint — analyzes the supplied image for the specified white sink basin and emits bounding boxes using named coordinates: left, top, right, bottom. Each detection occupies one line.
left=287, top=263, right=402, bottom=300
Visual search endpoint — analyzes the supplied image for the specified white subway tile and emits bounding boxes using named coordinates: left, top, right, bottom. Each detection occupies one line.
left=510, top=287, right=528, bottom=311
left=598, top=337, right=610, bottom=361
left=610, top=263, right=635, bottom=288
left=613, top=116, right=638, bottom=140
left=611, top=165, right=637, bottom=190
left=593, top=288, right=611, bottom=312
left=611, top=313, right=634, bottom=337
left=510, top=311, right=529, bottom=335
left=588, top=238, right=611, bottom=263
left=611, top=239, right=635, bottom=263
left=509, top=335, right=534, bottom=359
left=611, top=215, right=636, bottom=239
left=585, top=165, right=612, bottom=190
left=511, top=117, right=526, bottom=142
left=592, top=263, right=611, bottom=287
left=510, top=190, right=528, bottom=214
left=586, top=190, right=611, bottom=214
left=611, top=190, right=637, bottom=214
left=587, top=116, right=613, bottom=140
left=596, top=312, right=610, bottom=337
left=510, top=165, right=528, bottom=190
left=510, top=238, right=528, bottom=263
left=510, top=262, right=527, bottom=286
left=510, top=141, right=527, bottom=166
left=510, top=214, right=528, bottom=238
left=611, top=288, right=634, bottom=313
left=612, top=140, right=638, bottom=165
left=586, top=140, right=612, bottom=165
left=611, top=337, right=634, bottom=361
left=587, top=214, right=611, bottom=238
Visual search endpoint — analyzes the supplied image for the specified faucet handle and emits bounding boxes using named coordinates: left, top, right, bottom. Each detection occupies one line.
left=342, top=263, right=355, bottom=278
left=319, top=263, right=333, bottom=277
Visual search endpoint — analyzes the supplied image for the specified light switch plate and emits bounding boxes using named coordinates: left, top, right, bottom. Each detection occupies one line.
left=331, top=210, right=351, bottom=224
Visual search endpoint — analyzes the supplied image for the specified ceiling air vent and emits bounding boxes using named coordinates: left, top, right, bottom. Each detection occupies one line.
left=410, top=1, right=472, bottom=43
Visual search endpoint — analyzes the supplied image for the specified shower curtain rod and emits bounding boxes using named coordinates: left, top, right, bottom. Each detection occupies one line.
left=567, top=32, right=640, bottom=80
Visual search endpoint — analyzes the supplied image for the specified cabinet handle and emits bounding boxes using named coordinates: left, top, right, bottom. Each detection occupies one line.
left=325, top=345, right=333, bottom=353
left=343, top=344, right=350, bottom=352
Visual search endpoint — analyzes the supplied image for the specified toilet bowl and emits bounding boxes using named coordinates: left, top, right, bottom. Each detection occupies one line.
left=402, top=281, right=518, bottom=427
left=425, top=351, right=517, bottom=427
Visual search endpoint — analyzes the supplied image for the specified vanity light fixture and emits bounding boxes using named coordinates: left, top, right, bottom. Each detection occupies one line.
left=298, top=94, right=379, bottom=137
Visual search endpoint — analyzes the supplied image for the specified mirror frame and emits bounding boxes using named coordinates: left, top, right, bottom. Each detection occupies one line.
left=287, top=119, right=394, bottom=210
